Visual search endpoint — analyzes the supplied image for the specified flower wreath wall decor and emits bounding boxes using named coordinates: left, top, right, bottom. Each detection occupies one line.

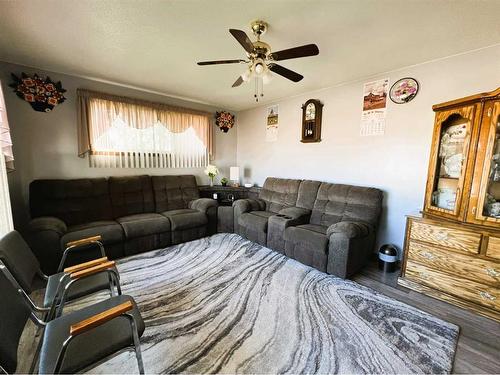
left=9, top=73, right=67, bottom=112
left=215, top=111, right=235, bottom=133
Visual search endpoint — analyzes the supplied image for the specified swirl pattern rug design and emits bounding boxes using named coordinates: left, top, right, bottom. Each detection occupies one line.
left=77, top=233, right=458, bottom=374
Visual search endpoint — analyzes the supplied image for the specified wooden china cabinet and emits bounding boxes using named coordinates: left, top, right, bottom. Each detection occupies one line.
left=399, top=87, right=500, bottom=322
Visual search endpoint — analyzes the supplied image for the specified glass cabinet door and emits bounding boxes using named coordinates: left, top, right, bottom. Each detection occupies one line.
left=469, top=100, right=500, bottom=225
left=424, top=106, right=476, bottom=220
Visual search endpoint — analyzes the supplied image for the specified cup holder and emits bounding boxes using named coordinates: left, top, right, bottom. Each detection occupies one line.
left=283, top=215, right=292, bottom=219
left=276, top=214, right=285, bottom=217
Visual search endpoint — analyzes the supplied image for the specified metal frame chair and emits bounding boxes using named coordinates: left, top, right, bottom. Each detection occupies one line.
left=0, top=261, right=144, bottom=374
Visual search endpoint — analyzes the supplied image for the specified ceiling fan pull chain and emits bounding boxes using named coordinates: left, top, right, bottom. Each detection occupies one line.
left=254, top=77, right=258, bottom=102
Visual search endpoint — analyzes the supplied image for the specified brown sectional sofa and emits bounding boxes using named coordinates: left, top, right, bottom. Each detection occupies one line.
left=28, top=175, right=217, bottom=274
left=234, top=177, right=383, bottom=278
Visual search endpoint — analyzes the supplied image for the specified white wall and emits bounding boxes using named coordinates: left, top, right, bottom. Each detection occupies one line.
left=0, top=61, right=237, bottom=230
left=236, top=45, right=500, bottom=251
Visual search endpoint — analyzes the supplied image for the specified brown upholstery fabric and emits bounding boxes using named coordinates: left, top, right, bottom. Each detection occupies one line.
left=109, top=175, right=155, bottom=218
left=152, top=175, right=200, bottom=212
left=310, top=183, right=383, bottom=227
left=295, top=180, right=322, bottom=210
left=259, top=178, right=301, bottom=213
left=29, top=178, right=112, bottom=226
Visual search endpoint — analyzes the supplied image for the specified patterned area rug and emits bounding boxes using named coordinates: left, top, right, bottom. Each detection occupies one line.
left=74, top=233, right=458, bottom=374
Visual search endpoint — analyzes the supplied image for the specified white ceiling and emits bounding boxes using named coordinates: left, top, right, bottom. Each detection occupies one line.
left=0, top=0, right=499, bottom=111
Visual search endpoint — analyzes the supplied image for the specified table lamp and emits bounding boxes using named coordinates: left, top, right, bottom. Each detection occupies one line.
left=230, top=166, right=240, bottom=187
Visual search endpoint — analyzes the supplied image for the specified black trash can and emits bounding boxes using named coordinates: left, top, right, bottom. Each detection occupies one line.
left=378, top=244, right=398, bottom=273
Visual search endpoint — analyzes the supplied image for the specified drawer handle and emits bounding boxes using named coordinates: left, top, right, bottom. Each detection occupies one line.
left=421, top=251, right=435, bottom=260
left=479, top=291, right=496, bottom=301
left=435, top=232, right=448, bottom=241
left=486, top=268, right=500, bottom=277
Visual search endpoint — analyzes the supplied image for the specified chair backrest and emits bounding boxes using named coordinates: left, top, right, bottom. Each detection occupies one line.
left=259, top=177, right=302, bottom=213
left=0, top=231, right=40, bottom=293
left=310, top=182, right=383, bottom=227
left=30, top=178, right=113, bottom=226
left=0, top=262, right=31, bottom=373
left=109, top=175, right=155, bottom=218
left=152, top=175, right=200, bottom=213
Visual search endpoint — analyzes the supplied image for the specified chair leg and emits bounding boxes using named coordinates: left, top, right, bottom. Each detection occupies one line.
left=128, top=315, right=144, bottom=374
left=29, top=333, right=44, bottom=374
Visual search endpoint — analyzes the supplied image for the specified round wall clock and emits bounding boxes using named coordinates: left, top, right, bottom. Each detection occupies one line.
left=389, top=77, right=419, bottom=104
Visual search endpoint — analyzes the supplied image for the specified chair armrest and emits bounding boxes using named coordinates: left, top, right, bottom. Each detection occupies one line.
left=189, top=198, right=218, bottom=213
left=63, top=256, right=108, bottom=274
left=69, top=260, right=116, bottom=280
left=58, top=235, right=105, bottom=272
left=326, top=221, right=372, bottom=239
left=70, top=300, right=133, bottom=336
left=65, top=235, right=102, bottom=248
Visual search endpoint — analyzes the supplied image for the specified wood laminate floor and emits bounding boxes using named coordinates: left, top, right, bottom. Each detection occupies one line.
left=353, top=261, right=500, bottom=374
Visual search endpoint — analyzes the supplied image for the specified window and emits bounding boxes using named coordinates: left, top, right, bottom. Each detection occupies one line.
left=0, top=82, right=14, bottom=237
left=77, top=90, right=213, bottom=168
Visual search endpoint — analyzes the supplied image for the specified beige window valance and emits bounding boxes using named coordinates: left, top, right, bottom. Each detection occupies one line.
left=77, top=89, right=214, bottom=168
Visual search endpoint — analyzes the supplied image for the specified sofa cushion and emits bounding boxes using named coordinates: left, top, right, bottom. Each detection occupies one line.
left=30, top=178, right=112, bottom=226
left=259, top=178, right=301, bottom=213
left=61, top=221, right=124, bottom=248
left=310, top=183, right=383, bottom=227
left=116, top=213, right=170, bottom=239
left=152, top=175, right=200, bottom=212
left=284, top=224, right=329, bottom=250
left=109, top=175, right=154, bottom=218
left=161, top=209, right=207, bottom=231
left=238, top=211, right=274, bottom=233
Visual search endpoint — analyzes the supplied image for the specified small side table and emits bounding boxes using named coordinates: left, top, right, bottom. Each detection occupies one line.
left=217, top=206, right=234, bottom=233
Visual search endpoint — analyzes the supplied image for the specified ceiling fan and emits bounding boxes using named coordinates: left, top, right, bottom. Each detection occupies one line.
left=197, top=20, right=319, bottom=101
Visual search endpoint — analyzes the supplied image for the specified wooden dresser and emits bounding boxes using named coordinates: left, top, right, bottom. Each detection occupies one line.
left=399, top=88, right=500, bottom=322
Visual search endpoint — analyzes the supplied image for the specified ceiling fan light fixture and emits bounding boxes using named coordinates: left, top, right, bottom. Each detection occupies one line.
left=254, top=61, right=265, bottom=75
left=262, top=70, right=273, bottom=85
left=241, top=68, right=252, bottom=82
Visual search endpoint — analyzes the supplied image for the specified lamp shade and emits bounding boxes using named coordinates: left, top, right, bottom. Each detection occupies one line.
left=230, top=167, right=240, bottom=181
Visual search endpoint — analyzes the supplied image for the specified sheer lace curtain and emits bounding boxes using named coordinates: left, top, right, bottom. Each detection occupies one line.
left=77, top=90, right=214, bottom=168
left=0, top=82, right=14, bottom=237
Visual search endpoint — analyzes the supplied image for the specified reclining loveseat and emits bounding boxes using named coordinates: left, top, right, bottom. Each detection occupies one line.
left=234, top=177, right=383, bottom=278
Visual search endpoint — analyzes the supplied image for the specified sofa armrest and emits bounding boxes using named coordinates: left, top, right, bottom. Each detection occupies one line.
left=267, top=208, right=311, bottom=253
left=278, top=207, right=311, bottom=221
left=232, top=199, right=266, bottom=233
left=326, top=221, right=375, bottom=279
left=189, top=198, right=218, bottom=235
left=28, top=216, right=67, bottom=235
left=326, top=221, right=372, bottom=239
left=27, top=217, right=68, bottom=275
left=189, top=198, right=218, bottom=213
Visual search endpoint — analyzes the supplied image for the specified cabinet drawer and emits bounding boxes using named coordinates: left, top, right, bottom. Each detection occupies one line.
left=407, top=241, right=500, bottom=286
left=487, top=237, right=500, bottom=260
left=406, top=261, right=500, bottom=311
left=409, top=221, right=481, bottom=254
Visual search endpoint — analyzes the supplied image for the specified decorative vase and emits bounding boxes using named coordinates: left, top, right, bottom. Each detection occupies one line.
left=210, top=177, right=214, bottom=187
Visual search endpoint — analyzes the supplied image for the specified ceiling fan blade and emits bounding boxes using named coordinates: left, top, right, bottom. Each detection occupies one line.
left=197, top=59, right=246, bottom=65
left=232, top=76, right=244, bottom=87
left=269, top=44, right=319, bottom=61
left=268, top=63, right=303, bottom=82
left=229, top=29, right=254, bottom=54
